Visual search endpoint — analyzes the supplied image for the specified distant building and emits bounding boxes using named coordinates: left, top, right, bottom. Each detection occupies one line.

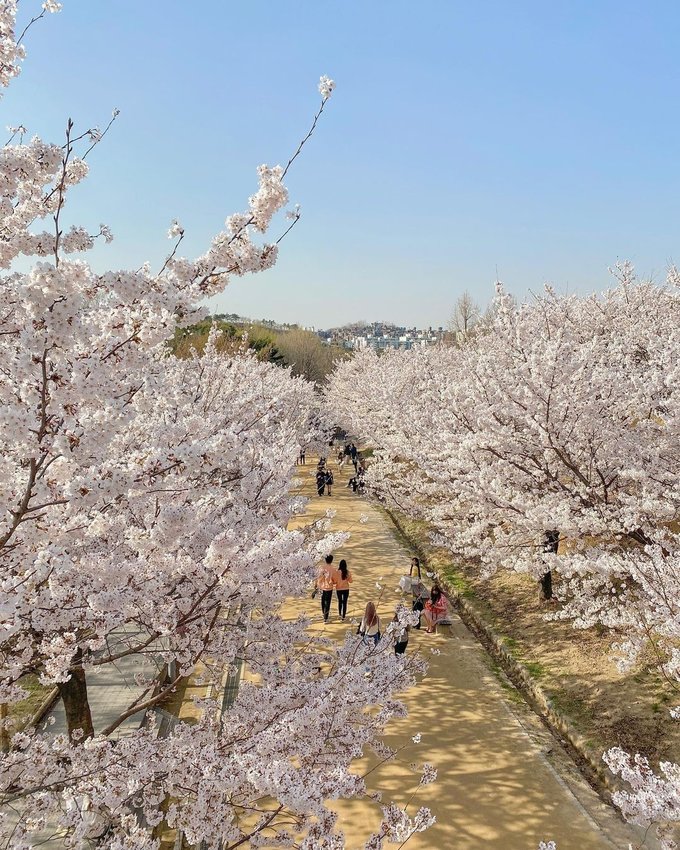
left=320, top=321, right=445, bottom=352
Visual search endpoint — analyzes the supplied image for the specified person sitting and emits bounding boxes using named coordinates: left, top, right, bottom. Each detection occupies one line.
left=422, top=583, right=448, bottom=633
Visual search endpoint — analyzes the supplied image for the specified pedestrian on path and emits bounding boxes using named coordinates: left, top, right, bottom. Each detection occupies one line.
left=411, top=574, right=429, bottom=629
left=422, top=583, right=448, bottom=633
left=333, top=558, right=352, bottom=621
left=316, top=469, right=326, bottom=497
left=317, top=555, right=335, bottom=622
left=393, top=607, right=410, bottom=655
left=325, top=469, right=334, bottom=496
left=359, top=601, right=381, bottom=646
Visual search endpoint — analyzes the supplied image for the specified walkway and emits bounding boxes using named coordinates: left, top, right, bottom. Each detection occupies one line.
left=290, top=458, right=646, bottom=850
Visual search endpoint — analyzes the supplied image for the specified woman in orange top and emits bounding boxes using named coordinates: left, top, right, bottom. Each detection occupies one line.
left=333, top=558, right=353, bottom=621
left=316, top=554, right=335, bottom=622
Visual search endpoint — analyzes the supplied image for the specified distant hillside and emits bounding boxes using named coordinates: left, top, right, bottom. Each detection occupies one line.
left=172, top=316, right=349, bottom=385
left=213, top=313, right=303, bottom=333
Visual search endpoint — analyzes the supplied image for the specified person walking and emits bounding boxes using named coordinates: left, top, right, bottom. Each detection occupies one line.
left=422, top=583, right=448, bottom=633
left=316, top=469, right=326, bottom=497
left=358, top=601, right=381, bottom=646
left=333, top=558, right=353, bottom=621
left=325, top=468, right=334, bottom=496
left=393, top=607, right=410, bottom=655
left=300, top=448, right=306, bottom=465
left=316, top=555, right=335, bottom=622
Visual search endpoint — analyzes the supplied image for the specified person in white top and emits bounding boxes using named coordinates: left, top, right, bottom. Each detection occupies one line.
left=359, top=601, right=381, bottom=647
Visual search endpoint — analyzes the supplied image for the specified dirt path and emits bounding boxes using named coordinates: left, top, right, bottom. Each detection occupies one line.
left=289, top=458, right=646, bottom=850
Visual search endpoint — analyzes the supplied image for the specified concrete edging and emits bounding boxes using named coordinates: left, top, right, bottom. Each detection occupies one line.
left=383, top=505, right=621, bottom=801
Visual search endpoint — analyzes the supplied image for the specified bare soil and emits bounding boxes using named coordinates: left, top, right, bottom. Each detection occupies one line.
left=394, top=513, right=680, bottom=769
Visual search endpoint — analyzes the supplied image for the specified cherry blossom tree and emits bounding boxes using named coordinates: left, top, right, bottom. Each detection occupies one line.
left=0, top=5, right=433, bottom=848
left=328, top=268, right=680, bottom=845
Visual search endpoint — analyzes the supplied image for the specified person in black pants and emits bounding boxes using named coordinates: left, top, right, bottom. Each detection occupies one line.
left=316, top=554, right=335, bottom=622
left=411, top=559, right=427, bottom=629
left=333, top=558, right=352, bottom=621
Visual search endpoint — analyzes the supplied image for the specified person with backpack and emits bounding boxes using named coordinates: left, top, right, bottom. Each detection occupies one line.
left=333, top=558, right=352, bottom=621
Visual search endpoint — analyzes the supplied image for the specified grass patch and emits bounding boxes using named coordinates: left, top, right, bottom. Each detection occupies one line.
left=501, top=636, right=519, bottom=652
left=6, top=675, right=55, bottom=731
left=441, top=566, right=475, bottom=598
left=523, top=660, right=546, bottom=680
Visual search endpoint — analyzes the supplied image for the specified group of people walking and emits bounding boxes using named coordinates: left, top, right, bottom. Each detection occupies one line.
left=337, top=442, right=359, bottom=471
left=315, top=457, right=334, bottom=497
left=310, top=444, right=449, bottom=656
left=315, top=552, right=449, bottom=652
left=315, top=554, right=352, bottom=621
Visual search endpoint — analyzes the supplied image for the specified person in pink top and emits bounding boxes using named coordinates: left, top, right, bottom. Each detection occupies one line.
left=333, top=558, right=353, bottom=621
left=422, top=583, right=448, bottom=633
left=316, top=554, right=335, bottom=622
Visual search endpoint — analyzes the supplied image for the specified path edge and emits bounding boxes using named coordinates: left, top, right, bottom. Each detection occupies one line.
left=382, top=504, right=622, bottom=802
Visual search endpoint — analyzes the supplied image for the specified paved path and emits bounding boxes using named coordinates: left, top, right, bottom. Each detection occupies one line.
left=290, top=458, right=646, bottom=850
left=47, top=626, right=163, bottom=739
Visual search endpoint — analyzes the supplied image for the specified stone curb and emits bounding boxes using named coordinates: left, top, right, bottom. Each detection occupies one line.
left=383, top=506, right=622, bottom=802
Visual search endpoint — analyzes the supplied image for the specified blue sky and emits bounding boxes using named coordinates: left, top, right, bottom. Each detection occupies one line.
left=7, top=1, right=680, bottom=328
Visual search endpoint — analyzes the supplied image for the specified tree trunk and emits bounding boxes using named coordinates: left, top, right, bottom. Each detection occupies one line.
left=540, top=529, right=560, bottom=602
left=57, top=648, right=94, bottom=742
left=539, top=570, right=553, bottom=602
left=0, top=702, right=8, bottom=752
